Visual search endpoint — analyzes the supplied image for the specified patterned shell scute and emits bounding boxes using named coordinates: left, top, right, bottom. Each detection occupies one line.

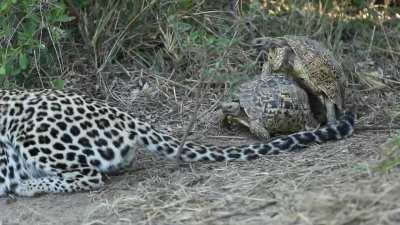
left=284, top=35, right=345, bottom=109
left=239, top=74, right=312, bottom=134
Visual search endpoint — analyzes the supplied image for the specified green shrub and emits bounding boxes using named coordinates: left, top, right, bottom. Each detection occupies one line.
left=0, top=0, right=72, bottom=88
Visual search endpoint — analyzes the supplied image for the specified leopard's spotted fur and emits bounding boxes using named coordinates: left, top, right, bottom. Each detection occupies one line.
left=0, top=89, right=355, bottom=197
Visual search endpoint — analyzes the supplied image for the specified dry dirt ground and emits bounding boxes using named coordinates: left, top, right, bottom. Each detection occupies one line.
left=1, top=130, right=399, bottom=224
left=1, top=77, right=400, bottom=225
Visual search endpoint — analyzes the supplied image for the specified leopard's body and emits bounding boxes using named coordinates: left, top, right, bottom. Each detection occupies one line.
left=0, top=89, right=354, bottom=197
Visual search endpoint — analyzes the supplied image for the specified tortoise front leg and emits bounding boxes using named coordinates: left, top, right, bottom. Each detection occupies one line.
left=230, top=117, right=271, bottom=140
left=304, top=112, right=320, bottom=131
left=261, top=62, right=273, bottom=77
left=325, top=100, right=337, bottom=123
left=249, top=120, right=271, bottom=140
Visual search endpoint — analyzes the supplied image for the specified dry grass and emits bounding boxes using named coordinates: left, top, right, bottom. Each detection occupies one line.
left=2, top=132, right=398, bottom=225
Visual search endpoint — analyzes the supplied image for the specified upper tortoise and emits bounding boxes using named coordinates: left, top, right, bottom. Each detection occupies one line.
left=251, top=35, right=346, bottom=123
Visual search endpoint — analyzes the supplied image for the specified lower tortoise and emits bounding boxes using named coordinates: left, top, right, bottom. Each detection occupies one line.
left=220, top=74, right=317, bottom=139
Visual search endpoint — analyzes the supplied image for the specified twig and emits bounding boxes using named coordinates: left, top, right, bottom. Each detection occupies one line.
left=206, top=135, right=248, bottom=140
left=175, top=99, right=202, bottom=166
left=184, top=78, right=227, bottom=85
left=229, top=0, right=239, bottom=18
left=355, top=126, right=400, bottom=131
left=203, top=201, right=277, bottom=222
left=33, top=50, right=44, bottom=88
left=174, top=81, right=206, bottom=165
left=379, top=21, right=396, bottom=61
left=175, top=56, right=209, bottom=165
left=147, top=73, right=192, bottom=90
left=197, top=83, right=229, bottom=120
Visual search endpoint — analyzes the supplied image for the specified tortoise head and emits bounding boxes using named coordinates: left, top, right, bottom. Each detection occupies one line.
left=251, top=37, right=290, bottom=71
left=251, top=37, right=286, bottom=50
left=218, top=102, right=251, bottom=128
left=220, top=102, right=242, bottom=117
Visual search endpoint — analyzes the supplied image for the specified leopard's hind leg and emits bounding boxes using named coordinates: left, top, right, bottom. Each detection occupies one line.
left=0, top=140, right=29, bottom=197
left=13, top=168, right=105, bottom=197
left=0, top=141, right=8, bottom=197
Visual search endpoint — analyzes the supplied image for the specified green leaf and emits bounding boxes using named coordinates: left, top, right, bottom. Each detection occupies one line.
left=352, top=0, right=366, bottom=7
left=54, top=15, right=76, bottom=23
left=52, top=79, right=65, bottom=89
left=179, top=0, right=193, bottom=10
left=75, top=0, right=90, bottom=9
left=11, top=68, right=21, bottom=76
left=0, top=66, right=6, bottom=76
left=0, top=1, right=12, bottom=12
left=19, top=53, right=29, bottom=70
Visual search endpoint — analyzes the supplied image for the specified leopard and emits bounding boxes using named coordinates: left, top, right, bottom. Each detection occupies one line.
left=0, top=89, right=355, bottom=197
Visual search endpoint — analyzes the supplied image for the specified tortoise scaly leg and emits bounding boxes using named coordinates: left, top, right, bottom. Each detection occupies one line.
left=304, top=113, right=320, bottom=131
left=261, top=62, right=273, bottom=78
left=230, top=117, right=271, bottom=140
left=325, top=100, right=337, bottom=123
left=249, top=120, right=271, bottom=140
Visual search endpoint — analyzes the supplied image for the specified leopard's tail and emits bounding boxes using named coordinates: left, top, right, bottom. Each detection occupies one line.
left=137, top=112, right=355, bottom=162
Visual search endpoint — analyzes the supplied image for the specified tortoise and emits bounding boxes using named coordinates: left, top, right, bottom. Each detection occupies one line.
left=219, top=73, right=317, bottom=140
left=251, top=35, right=346, bottom=123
